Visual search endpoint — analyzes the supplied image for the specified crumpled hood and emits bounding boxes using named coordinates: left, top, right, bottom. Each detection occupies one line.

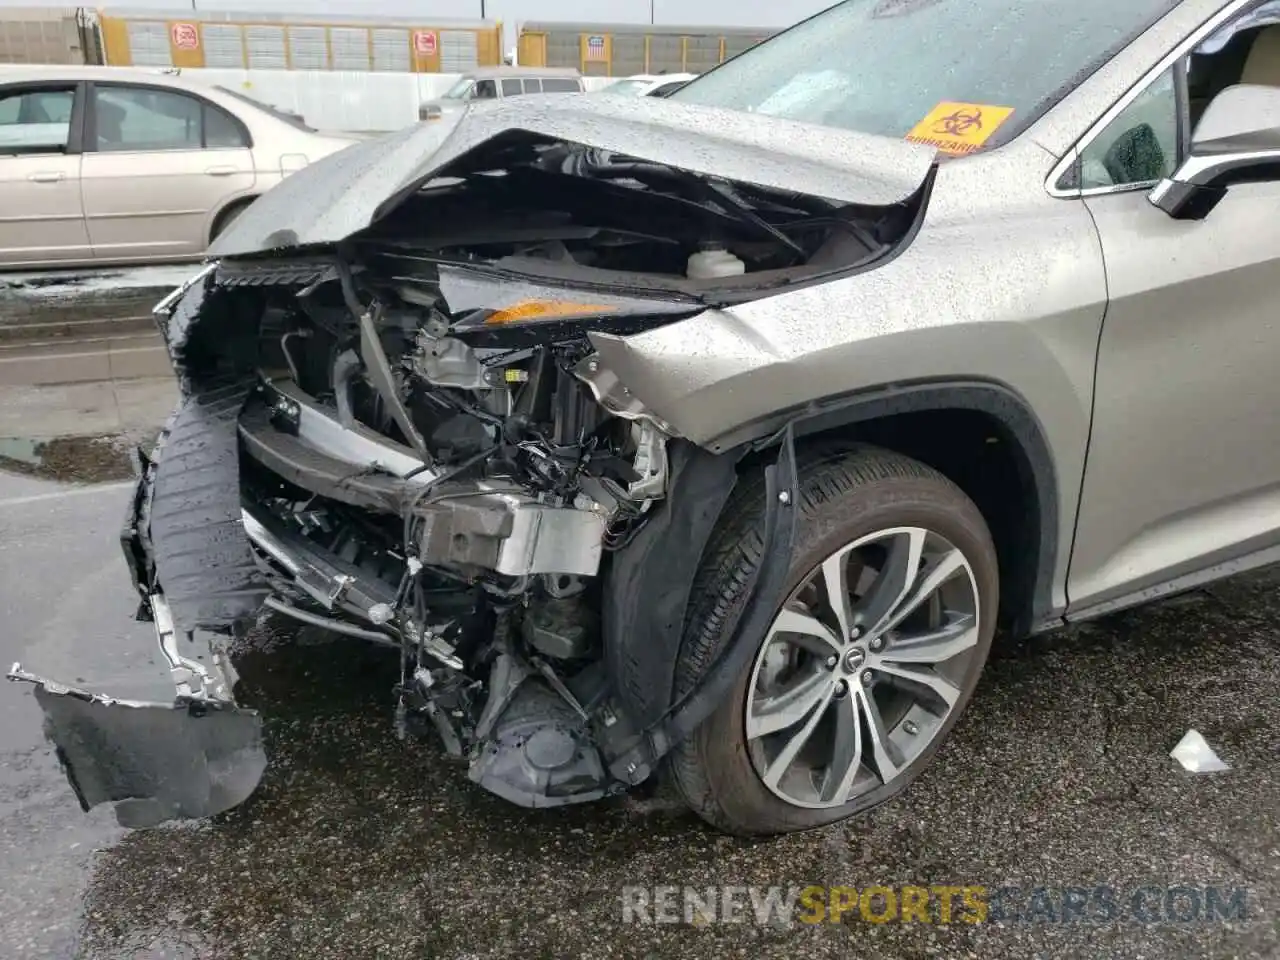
left=209, top=93, right=936, bottom=258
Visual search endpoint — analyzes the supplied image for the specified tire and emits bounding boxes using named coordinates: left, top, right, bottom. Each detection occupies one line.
left=669, top=444, right=999, bottom=836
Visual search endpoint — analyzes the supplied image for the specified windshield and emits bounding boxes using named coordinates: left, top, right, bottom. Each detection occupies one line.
left=214, top=86, right=315, bottom=131
left=670, top=0, right=1180, bottom=154
left=603, top=79, right=649, bottom=96
left=442, top=77, right=475, bottom=100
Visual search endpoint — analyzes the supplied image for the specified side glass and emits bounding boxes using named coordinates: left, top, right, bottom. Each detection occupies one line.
left=0, top=88, right=74, bottom=151
left=1078, top=66, right=1180, bottom=189
left=95, top=87, right=202, bottom=152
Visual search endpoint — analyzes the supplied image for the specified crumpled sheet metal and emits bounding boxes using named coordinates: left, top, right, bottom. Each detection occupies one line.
left=209, top=93, right=935, bottom=259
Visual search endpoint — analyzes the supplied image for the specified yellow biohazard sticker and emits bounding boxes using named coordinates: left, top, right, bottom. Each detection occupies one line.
left=904, top=102, right=1015, bottom=155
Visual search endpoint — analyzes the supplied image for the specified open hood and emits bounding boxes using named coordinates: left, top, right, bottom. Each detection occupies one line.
left=209, top=93, right=936, bottom=258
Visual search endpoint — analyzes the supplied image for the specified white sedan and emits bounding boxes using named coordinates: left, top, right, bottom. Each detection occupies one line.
left=599, top=73, right=697, bottom=98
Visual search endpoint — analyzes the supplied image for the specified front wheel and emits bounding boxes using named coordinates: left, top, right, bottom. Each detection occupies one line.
left=669, top=445, right=999, bottom=836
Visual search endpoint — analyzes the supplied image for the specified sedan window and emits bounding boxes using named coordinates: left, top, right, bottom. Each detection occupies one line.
left=94, top=86, right=203, bottom=152
left=501, top=79, right=523, bottom=96
left=0, top=87, right=75, bottom=153
left=204, top=102, right=248, bottom=148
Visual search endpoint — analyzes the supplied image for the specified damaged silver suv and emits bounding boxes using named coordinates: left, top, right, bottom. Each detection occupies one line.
left=14, top=0, right=1280, bottom=835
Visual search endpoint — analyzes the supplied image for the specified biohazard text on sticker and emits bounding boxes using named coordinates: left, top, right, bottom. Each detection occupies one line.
left=905, top=102, right=1015, bottom=155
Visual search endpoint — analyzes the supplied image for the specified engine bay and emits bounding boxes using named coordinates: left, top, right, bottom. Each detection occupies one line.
left=175, top=136, right=926, bottom=806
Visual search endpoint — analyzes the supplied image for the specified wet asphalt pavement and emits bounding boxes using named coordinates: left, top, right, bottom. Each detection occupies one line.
left=1, top=458, right=1277, bottom=960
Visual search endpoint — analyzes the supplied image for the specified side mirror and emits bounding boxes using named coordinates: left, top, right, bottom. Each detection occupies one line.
left=1150, top=83, right=1280, bottom=219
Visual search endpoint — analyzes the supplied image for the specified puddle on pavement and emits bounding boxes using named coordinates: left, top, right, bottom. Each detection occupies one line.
left=0, top=435, right=138, bottom=483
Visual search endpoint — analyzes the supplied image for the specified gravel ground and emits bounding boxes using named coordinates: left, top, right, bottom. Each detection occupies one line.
left=1, top=469, right=1276, bottom=960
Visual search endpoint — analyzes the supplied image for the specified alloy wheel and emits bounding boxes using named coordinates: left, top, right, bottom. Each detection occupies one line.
left=744, top=525, right=981, bottom=809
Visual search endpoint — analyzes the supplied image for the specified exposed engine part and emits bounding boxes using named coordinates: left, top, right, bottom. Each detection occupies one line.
left=401, top=619, right=465, bottom=671
left=686, top=243, right=745, bottom=279
left=628, top=421, right=669, bottom=502
left=358, top=307, right=429, bottom=457
left=411, top=333, right=494, bottom=391
left=264, top=595, right=393, bottom=644
left=414, top=485, right=608, bottom=577
left=396, top=665, right=478, bottom=756
left=542, top=573, right=587, bottom=598
left=331, top=349, right=361, bottom=427
left=279, top=329, right=311, bottom=384
left=262, top=379, right=438, bottom=483
left=467, top=679, right=612, bottom=807
left=523, top=595, right=597, bottom=660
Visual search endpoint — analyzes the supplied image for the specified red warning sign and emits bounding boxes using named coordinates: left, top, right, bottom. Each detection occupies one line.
left=171, top=22, right=200, bottom=50
left=413, top=30, right=438, bottom=57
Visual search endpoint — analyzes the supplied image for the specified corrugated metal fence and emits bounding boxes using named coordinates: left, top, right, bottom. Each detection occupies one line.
left=97, top=10, right=503, bottom=73
left=518, top=21, right=770, bottom=76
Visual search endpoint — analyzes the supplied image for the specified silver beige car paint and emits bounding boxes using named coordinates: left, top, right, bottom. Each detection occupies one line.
left=0, top=66, right=359, bottom=268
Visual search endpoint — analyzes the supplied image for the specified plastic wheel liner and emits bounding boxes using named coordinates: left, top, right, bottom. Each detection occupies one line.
left=8, top=267, right=272, bottom=827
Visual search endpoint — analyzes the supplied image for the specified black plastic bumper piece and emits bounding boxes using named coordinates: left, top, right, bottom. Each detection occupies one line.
left=600, top=439, right=740, bottom=729
left=29, top=680, right=265, bottom=829
left=146, top=381, right=268, bottom=634
left=605, top=424, right=800, bottom=784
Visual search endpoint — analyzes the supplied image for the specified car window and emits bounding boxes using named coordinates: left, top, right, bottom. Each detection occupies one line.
left=541, top=78, right=581, bottom=92
left=1078, top=66, right=1180, bottom=189
left=671, top=0, right=1180, bottom=152
left=204, top=103, right=247, bottom=148
left=603, top=79, right=647, bottom=96
left=522, top=78, right=542, bottom=93
left=501, top=79, right=522, bottom=97
left=474, top=79, right=498, bottom=100
left=441, top=77, right=474, bottom=100
left=0, top=87, right=75, bottom=152
left=95, top=86, right=203, bottom=152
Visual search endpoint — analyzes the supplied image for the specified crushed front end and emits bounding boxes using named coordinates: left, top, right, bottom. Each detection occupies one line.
left=11, top=110, right=929, bottom=823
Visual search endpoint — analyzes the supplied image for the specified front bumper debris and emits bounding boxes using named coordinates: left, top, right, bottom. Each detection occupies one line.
left=7, top=598, right=265, bottom=829
left=8, top=362, right=271, bottom=828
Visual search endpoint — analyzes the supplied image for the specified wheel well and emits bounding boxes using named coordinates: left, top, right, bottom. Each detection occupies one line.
left=209, top=196, right=256, bottom=243
left=792, top=408, right=1043, bottom=634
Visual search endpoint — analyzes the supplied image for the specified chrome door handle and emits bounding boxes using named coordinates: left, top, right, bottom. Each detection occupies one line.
left=28, top=171, right=65, bottom=183
left=204, top=166, right=237, bottom=176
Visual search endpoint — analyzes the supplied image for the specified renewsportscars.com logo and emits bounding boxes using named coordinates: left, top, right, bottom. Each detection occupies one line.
left=620, top=884, right=1252, bottom=928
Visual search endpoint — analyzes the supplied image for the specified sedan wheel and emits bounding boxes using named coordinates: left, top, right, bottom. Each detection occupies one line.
left=670, top=445, right=999, bottom=836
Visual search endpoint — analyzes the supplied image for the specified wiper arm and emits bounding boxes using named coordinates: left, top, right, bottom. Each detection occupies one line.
left=694, top=178, right=807, bottom=262
left=571, top=149, right=808, bottom=262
